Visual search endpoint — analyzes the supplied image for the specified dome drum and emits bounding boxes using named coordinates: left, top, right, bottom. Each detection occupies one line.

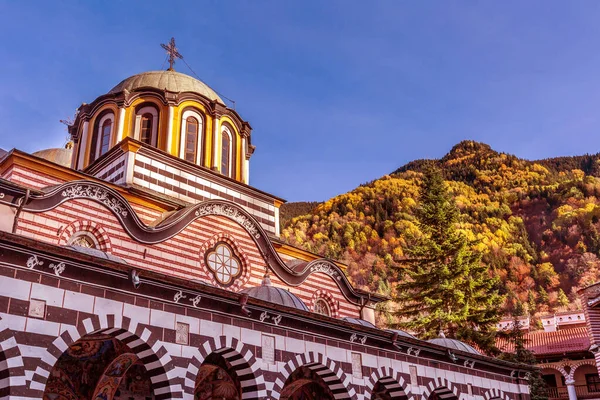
left=69, top=70, right=253, bottom=185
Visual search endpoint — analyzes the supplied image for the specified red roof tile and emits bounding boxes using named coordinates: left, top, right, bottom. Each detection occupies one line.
left=497, top=327, right=590, bottom=356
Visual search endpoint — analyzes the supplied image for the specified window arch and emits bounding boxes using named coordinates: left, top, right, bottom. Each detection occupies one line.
left=314, top=298, right=331, bottom=316
left=89, top=111, right=115, bottom=164
left=179, top=109, right=204, bottom=164
left=134, top=105, right=159, bottom=147
left=220, top=124, right=235, bottom=178
left=68, top=231, right=99, bottom=249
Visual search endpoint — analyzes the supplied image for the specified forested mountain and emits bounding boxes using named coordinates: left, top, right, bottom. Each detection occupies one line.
left=281, top=141, right=600, bottom=327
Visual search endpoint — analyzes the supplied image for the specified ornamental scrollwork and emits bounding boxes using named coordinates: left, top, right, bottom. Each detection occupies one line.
left=26, top=255, right=44, bottom=269
left=309, top=262, right=341, bottom=281
left=174, top=291, right=186, bottom=303
left=49, top=262, right=66, bottom=276
left=191, top=295, right=202, bottom=307
left=195, top=204, right=260, bottom=239
left=464, top=360, right=475, bottom=368
left=62, top=185, right=128, bottom=217
left=259, top=311, right=282, bottom=325
left=406, top=347, right=420, bottom=356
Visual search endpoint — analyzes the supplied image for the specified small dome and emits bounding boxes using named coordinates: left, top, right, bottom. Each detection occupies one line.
left=427, top=337, right=481, bottom=355
left=240, top=273, right=309, bottom=311
left=342, top=317, right=376, bottom=329
left=109, top=70, right=224, bottom=104
left=33, top=146, right=73, bottom=167
left=386, top=329, right=417, bottom=340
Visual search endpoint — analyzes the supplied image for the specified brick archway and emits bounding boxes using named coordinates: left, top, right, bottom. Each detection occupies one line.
left=58, top=219, right=112, bottom=252
left=183, top=335, right=266, bottom=400
left=364, top=366, right=411, bottom=400
left=483, top=388, right=512, bottom=400
left=0, top=327, right=26, bottom=399
left=421, top=377, right=460, bottom=400
left=29, top=314, right=180, bottom=399
left=271, top=351, right=355, bottom=400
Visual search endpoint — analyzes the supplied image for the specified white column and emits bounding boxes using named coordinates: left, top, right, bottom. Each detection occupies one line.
left=244, top=158, right=250, bottom=185
left=212, top=115, right=220, bottom=170
left=117, top=107, right=126, bottom=141
left=166, top=106, right=174, bottom=154
left=274, top=206, right=280, bottom=236
left=77, top=121, right=89, bottom=170
left=241, top=137, right=247, bottom=184
left=566, top=379, right=577, bottom=400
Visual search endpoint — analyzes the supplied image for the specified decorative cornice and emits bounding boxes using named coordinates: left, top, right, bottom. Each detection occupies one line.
left=0, top=178, right=374, bottom=306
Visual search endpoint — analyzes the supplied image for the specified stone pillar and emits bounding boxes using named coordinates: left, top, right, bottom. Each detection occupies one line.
left=166, top=106, right=174, bottom=154
left=241, top=136, right=247, bottom=184
left=117, top=107, right=126, bottom=141
left=212, top=115, right=220, bottom=170
left=77, top=121, right=89, bottom=170
left=566, top=379, right=577, bottom=400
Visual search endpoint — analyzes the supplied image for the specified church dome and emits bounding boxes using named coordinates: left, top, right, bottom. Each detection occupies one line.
left=33, top=145, right=73, bottom=167
left=108, top=70, right=224, bottom=104
left=427, top=337, right=481, bottom=355
left=386, top=329, right=417, bottom=340
left=240, top=273, right=309, bottom=311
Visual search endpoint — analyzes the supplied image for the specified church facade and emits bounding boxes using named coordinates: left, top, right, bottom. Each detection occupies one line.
left=0, top=65, right=530, bottom=400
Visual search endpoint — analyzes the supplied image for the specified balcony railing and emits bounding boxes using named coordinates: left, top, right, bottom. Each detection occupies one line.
left=547, top=385, right=600, bottom=399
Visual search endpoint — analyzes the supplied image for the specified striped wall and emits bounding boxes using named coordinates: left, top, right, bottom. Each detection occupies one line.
left=130, top=152, right=277, bottom=235
left=14, top=196, right=360, bottom=318
left=0, top=263, right=528, bottom=400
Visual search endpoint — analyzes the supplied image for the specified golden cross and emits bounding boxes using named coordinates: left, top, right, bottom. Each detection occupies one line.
left=161, top=37, right=183, bottom=71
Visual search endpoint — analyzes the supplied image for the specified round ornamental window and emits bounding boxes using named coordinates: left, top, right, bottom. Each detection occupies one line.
left=314, top=298, right=331, bottom=316
left=206, top=243, right=242, bottom=286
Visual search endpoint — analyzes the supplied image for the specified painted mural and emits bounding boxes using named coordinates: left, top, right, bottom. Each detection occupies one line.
left=43, top=335, right=152, bottom=400
left=279, top=367, right=335, bottom=400
left=194, top=355, right=242, bottom=400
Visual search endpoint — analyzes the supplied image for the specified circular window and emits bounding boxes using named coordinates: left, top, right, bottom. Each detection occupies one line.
left=206, top=243, right=242, bottom=286
left=68, top=232, right=99, bottom=249
left=314, top=298, right=331, bottom=316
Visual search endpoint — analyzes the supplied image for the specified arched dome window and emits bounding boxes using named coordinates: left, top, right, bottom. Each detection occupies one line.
left=89, top=112, right=115, bottom=164
left=140, top=113, right=153, bottom=145
left=134, top=105, right=159, bottom=147
left=314, top=298, right=331, bottom=316
left=99, top=120, right=112, bottom=155
left=179, top=109, right=204, bottom=164
left=220, top=125, right=234, bottom=178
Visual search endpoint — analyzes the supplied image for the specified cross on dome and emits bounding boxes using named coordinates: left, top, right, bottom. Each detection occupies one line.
left=160, top=37, right=183, bottom=71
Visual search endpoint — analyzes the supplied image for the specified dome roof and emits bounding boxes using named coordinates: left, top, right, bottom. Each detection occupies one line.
left=33, top=146, right=73, bottom=167
left=386, top=329, right=417, bottom=340
left=109, top=70, right=224, bottom=104
left=427, top=337, right=481, bottom=355
left=240, top=273, right=309, bottom=311
left=342, top=317, right=376, bottom=328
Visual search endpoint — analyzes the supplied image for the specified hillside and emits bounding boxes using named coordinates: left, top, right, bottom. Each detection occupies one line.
left=281, top=141, right=600, bottom=326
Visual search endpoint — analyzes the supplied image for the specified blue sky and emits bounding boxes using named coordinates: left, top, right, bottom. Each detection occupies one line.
left=1, top=2, right=600, bottom=202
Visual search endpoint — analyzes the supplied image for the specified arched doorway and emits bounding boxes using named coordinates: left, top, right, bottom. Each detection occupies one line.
left=194, top=352, right=242, bottom=400
left=279, top=364, right=341, bottom=400
left=42, top=333, right=154, bottom=400
left=371, top=376, right=409, bottom=400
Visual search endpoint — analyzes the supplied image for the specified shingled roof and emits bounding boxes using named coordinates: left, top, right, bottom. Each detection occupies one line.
left=497, top=327, right=590, bottom=356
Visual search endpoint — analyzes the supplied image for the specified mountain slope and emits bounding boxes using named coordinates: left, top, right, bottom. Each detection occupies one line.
left=281, top=141, right=600, bottom=324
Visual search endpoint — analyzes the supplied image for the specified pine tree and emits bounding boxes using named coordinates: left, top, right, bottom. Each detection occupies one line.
left=393, top=167, right=503, bottom=352
left=557, top=289, right=569, bottom=308
left=500, top=315, right=548, bottom=400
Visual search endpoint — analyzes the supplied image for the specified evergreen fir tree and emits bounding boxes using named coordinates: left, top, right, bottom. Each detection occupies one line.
left=393, top=167, right=503, bottom=352
left=499, top=315, right=548, bottom=400
left=557, top=289, right=569, bottom=308
left=528, top=291, right=538, bottom=316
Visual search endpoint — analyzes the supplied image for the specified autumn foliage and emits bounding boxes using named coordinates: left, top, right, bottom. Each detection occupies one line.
left=281, top=141, right=600, bottom=326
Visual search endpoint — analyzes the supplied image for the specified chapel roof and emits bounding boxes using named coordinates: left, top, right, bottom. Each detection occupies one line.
left=239, top=273, right=309, bottom=311
left=108, top=70, right=224, bottom=105
left=427, top=337, right=481, bottom=355
left=32, top=146, right=73, bottom=168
